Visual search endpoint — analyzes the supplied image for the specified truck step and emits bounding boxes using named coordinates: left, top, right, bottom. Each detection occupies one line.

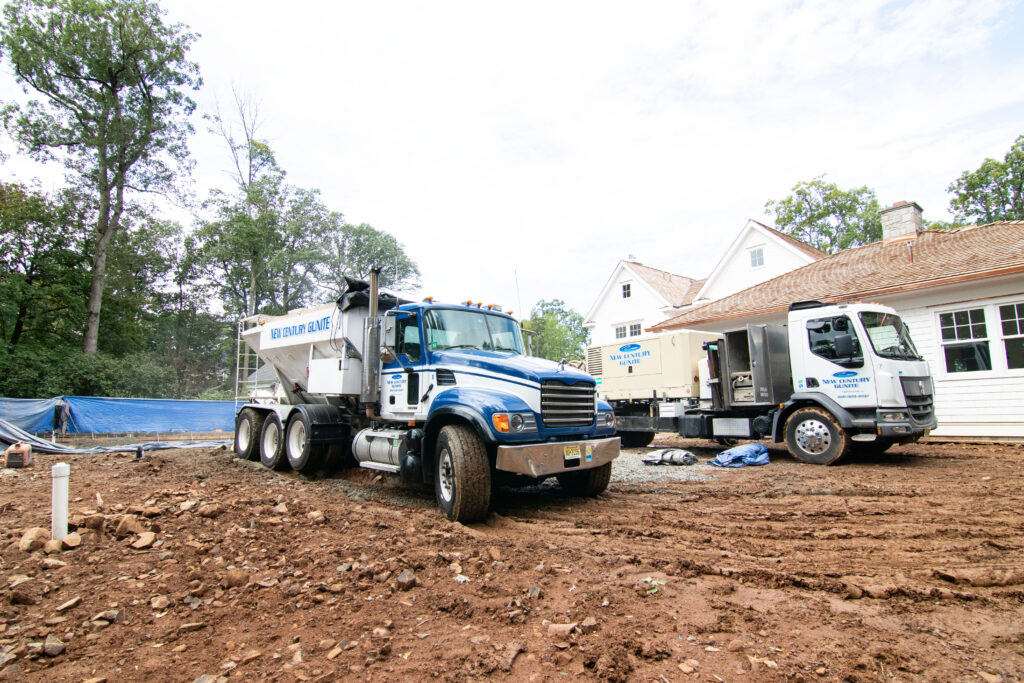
left=358, top=461, right=401, bottom=474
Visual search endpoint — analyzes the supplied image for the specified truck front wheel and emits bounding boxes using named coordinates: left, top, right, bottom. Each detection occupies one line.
left=557, top=462, right=612, bottom=496
left=435, top=425, right=491, bottom=523
left=785, top=407, right=849, bottom=465
left=234, top=408, right=265, bottom=461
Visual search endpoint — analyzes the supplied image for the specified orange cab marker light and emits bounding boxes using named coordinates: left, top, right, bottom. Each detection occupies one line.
left=408, top=421, right=416, bottom=427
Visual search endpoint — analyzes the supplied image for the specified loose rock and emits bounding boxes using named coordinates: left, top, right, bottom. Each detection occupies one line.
left=19, top=527, right=50, bottom=552
left=43, top=634, right=66, bottom=656
left=62, top=532, right=82, bottom=549
left=131, top=531, right=157, bottom=549
left=396, top=569, right=417, bottom=591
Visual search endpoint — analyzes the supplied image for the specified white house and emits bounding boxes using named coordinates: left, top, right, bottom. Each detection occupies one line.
left=652, top=202, right=1024, bottom=440
left=583, top=221, right=823, bottom=347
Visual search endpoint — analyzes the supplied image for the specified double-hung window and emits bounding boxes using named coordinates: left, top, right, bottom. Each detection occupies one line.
left=629, top=323, right=642, bottom=337
left=939, top=308, right=991, bottom=373
left=614, top=325, right=627, bottom=340
left=1000, top=302, right=1024, bottom=370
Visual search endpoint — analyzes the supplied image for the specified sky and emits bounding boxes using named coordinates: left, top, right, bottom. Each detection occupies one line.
left=3, top=0, right=1024, bottom=319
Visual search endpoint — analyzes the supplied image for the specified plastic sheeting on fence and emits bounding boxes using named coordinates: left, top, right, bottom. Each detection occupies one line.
left=0, top=396, right=237, bottom=435
left=0, top=397, right=61, bottom=434
left=0, top=418, right=229, bottom=453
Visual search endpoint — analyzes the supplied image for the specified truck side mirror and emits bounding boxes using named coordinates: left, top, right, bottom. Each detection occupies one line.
left=834, top=333, right=855, bottom=359
left=383, top=317, right=397, bottom=347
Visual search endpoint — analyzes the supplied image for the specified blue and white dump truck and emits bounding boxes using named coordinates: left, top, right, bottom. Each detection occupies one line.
left=233, top=273, right=619, bottom=522
left=588, top=300, right=936, bottom=464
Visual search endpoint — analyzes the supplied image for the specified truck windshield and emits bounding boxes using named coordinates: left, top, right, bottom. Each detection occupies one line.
left=858, top=311, right=922, bottom=360
left=423, top=309, right=524, bottom=354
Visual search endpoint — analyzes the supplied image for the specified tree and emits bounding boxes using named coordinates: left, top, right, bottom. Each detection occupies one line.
left=0, top=0, right=201, bottom=353
left=0, top=182, right=89, bottom=350
left=948, top=134, right=1024, bottom=224
left=321, top=222, right=421, bottom=294
left=765, top=176, right=882, bottom=253
left=522, top=300, right=590, bottom=361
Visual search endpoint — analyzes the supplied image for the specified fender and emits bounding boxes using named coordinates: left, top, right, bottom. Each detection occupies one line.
left=428, top=387, right=535, bottom=443
left=771, top=393, right=859, bottom=442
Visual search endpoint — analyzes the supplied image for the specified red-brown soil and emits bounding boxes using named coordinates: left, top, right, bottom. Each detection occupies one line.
left=2, top=437, right=1023, bottom=682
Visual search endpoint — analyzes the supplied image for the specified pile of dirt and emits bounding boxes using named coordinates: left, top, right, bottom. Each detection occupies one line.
left=1, top=438, right=1022, bottom=681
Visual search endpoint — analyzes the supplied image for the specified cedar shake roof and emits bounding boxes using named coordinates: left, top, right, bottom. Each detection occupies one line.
left=627, top=261, right=706, bottom=307
left=651, top=222, right=1024, bottom=331
left=758, top=222, right=828, bottom=260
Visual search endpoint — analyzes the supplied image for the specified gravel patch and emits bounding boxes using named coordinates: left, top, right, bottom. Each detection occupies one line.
left=612, top=447, right=720, bottom=483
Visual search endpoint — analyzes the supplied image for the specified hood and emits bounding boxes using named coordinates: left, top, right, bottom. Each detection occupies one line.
left=431, top=350, right=593, bottom=386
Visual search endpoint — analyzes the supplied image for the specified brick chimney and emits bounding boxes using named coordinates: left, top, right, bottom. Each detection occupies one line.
left=879, top=200, right=923, bottom=242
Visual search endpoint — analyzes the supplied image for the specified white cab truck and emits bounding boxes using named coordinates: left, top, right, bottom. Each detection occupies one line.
left=234, top=273, right=619, bottom=522
left=588, top=300, right=936, bottom=464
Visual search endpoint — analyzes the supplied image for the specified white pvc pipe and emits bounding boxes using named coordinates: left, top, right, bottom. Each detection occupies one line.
left=51, top=462, right=70, bottom=542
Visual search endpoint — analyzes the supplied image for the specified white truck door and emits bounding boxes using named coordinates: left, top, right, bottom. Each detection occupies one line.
left=794, top=314, right=877, bottom=409
left=381, top=312, right=429, bottom=420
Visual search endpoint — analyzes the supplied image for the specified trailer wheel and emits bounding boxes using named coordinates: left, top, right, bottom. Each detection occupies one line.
left=434, top=425, right=491, bottom=523
left=285, top=411, right=323, bottom=473
left=259, top=413, right=288, bottom=470
left=785, top=407, right=849, bottom=465
left=557, top=462, right=612, bottom=496
left=619, top=431, right=655, bottom=448
left=234, top=408, right=265, bottom=461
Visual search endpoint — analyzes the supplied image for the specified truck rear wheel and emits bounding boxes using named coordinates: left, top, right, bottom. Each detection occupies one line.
left=285, top=411, right=323, bottom=473
left=234, top=408, right=265, bottom=461
left=785, top=407, right=849, bottom=465
left=434, top=425, right=491, bottom=523
left=557, top=462, right=612, bottom=496
left=260, top=413, right=288, bottom=470
left=619, top=431, right=655, bottom=448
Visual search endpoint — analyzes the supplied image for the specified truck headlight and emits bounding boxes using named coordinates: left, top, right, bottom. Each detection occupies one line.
left=881, top=412, right=908, bottom=422
left=492, top=412, right=537, bottom=433
left=596, top=412, right=615, bottom=429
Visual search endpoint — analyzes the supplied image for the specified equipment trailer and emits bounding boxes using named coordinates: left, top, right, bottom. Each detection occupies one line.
left=234, top=272, right=619, bottom=522
left=590, top=300, right=936, bottom=464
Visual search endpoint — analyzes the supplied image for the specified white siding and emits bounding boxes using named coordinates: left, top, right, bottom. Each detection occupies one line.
left=698, top=227, right=814, bottom=302
left=587, top=266, right=673, bottom=347
left=879, top=275, right=1024, bottom=439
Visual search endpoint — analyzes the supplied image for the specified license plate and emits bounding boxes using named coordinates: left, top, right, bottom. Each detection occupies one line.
left=563, top=445, right=581, bottom=460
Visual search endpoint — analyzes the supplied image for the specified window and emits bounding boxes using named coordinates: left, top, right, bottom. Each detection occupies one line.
left=396, top=316, right=422, bottom=362
left=1000, top=302, right=1024, bottom=369
left=622, top=283, right=631, bottom=299
left=939, top=308, right=991, bottom=373
left=629, top=323, right=642, bottom=337
left=807, top=315, right=862, bottom=365
left=615, top=326, right=627, bottom=339
left=749, top=247, right=764, bottom=268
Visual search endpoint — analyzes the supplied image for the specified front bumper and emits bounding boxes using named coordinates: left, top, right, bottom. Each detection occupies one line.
left=495, top=437, right=620, bottom=478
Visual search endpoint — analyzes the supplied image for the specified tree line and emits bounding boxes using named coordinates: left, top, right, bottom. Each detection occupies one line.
left=0, top=0, right=418, bottom=399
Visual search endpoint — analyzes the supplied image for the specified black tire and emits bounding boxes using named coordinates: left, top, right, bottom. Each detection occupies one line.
left=234, top=408, right=265, bottom=461
left=259, top=413, right=288, bottom=470
left=619, top=431, right=655, bottom=448
left=557, top=462, right=612, bottom=496
left=785, top=407, right=849, bottom=465
left=434, top=425, right=491, bottom=523
left=851, top=438, right=894, bottom=457
left=285, top=410, right=324, bottom=473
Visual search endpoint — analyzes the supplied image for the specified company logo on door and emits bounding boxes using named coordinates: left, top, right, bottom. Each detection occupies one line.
left=832, top=371, right=858, bottom=378
left=609, top=343, right=650, bottom=366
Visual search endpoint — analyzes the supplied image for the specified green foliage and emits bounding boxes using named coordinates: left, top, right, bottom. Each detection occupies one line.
left=522, top=299, right=590, bottom=361
left=0, top=0, right=201, bottom=352
left=0, top=345, right=177, bottom=398
left=947, top=135, right=1024, bottom=224
left=765, top=176, right=882, bottom=253
left=322, top=222, right=421, bottom=294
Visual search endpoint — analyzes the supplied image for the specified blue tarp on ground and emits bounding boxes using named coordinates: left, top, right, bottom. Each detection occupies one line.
left=0, top=396, right=236, bottom=435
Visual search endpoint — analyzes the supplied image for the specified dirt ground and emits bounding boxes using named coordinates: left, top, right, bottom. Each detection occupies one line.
left=2, top=436, right=1023, bottom=682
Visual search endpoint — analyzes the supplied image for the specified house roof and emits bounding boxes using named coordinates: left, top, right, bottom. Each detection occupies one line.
left=760, top=222, right=829, bottom=260
left=626, top=261, right=706, bottom=308
left=651, top=222, right=1024, bottom=331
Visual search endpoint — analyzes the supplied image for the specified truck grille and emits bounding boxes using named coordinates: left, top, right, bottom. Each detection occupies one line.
left=541, top=380, right=596, bottom=428
left=900, top=376, right=934, bottom=425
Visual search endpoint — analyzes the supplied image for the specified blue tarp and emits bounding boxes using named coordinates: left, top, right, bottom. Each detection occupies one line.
left=709, top=442, right=771, bottom=468
left=0, top=396, right=236, bottom=435
left=0, top=397, right=60, bottom=434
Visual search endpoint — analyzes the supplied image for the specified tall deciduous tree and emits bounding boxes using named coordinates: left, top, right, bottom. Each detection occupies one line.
left=0, top=0, right=201, bottom=353
left=765, top=176, right=882, bottom=253
left=948, top=134, right=1024, bottom=224
left=322, top=222, right=421, bottom=295
left=523, top=299, right=590, bottom=361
